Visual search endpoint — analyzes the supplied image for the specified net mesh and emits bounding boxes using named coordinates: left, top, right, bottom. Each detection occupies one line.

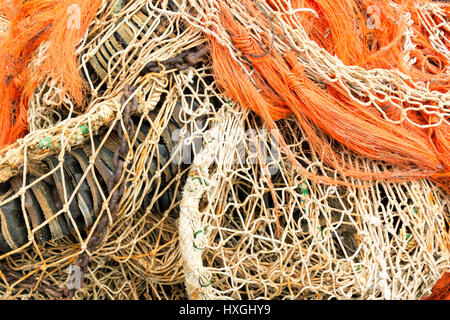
left=182, top=0, right=450, bottom=129
left=0, top=0, right=448, bottom=300
left=181, top=112, right=449, bottom=299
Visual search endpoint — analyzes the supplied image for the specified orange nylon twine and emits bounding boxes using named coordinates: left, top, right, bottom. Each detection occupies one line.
left=208, top=0, right=449, bottom=190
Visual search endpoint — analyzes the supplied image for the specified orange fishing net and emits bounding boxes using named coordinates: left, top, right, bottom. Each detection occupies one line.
left=0, top=0, right=102, bottom=148
left=206, top=0, right=449, bottom=189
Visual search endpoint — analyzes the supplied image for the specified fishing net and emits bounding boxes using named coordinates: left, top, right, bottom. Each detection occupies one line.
left=0, top=0, right=207, bottom=299
left=0, top=0, right=448, bottom=300
left=180, top=111, right=449, bottom=299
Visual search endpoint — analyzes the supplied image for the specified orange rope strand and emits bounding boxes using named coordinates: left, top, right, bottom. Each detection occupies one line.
left=208, top=0, right=449, bottom=188
left=0, top=0, right=102, bottom=148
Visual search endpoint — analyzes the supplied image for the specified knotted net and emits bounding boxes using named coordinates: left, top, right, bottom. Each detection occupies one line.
left=0, top=0, right=448, bottom=300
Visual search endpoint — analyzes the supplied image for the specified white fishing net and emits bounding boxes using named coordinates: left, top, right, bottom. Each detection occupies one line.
left=180, top=111, right=449, bottom=299
left=0, top=0, right=448, bottom=300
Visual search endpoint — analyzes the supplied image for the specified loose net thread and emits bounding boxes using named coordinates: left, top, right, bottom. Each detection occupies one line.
left=412, top=2, right=450, bottom=70
left=0, top=0, right=448, bottom=300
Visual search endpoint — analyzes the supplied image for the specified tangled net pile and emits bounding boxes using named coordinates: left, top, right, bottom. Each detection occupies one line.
left=0, top=0, right=448, bottom=300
